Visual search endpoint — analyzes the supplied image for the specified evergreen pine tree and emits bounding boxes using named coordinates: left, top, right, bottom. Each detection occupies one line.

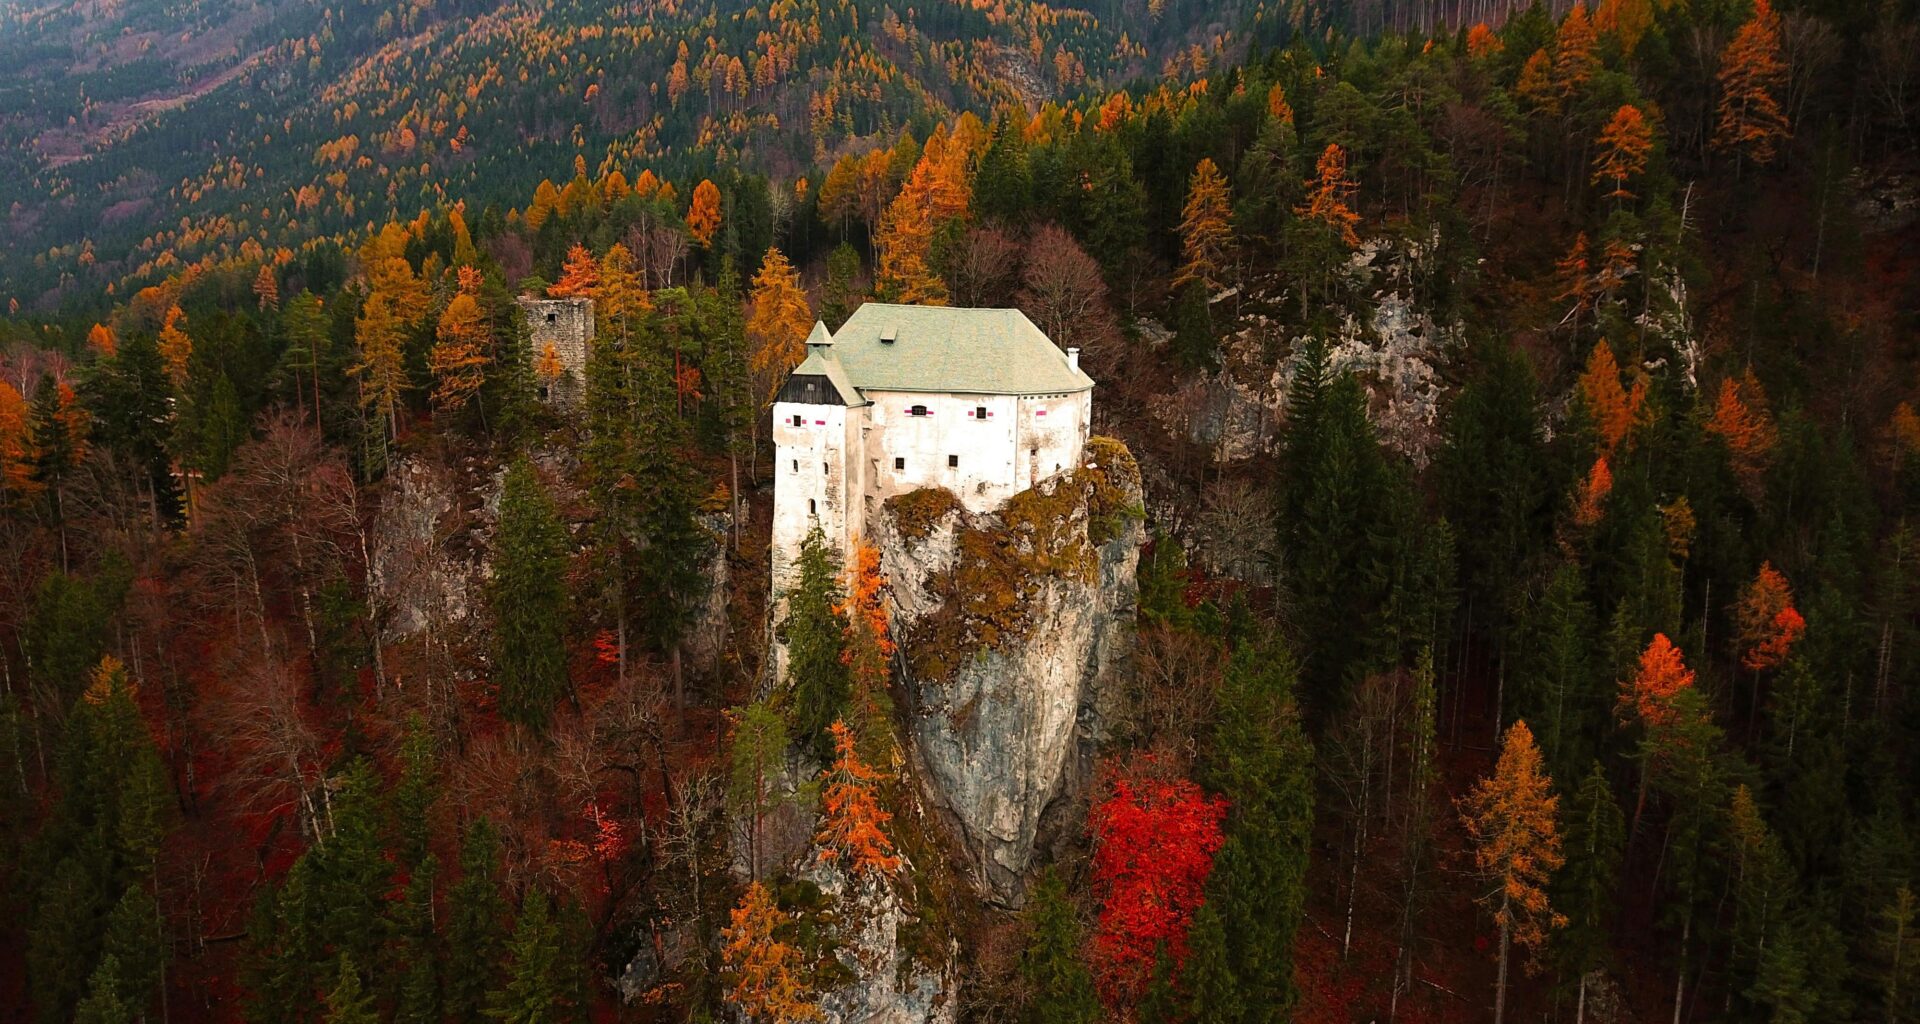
left=485, top=888, right=579, bottom=1024
left=1183, top=902, right=1242, bottom=1024
left=489, top=459, right=571, bottom=731
left=1554, top=763, right=1624, bottom=1022
left=446, top=820, right=512, bottom=1023
left=102, top=883, right=163, bottom=1019
left=324, top=954, right=379, bottom=1024
left=1136, top=943, right=1180, bottom=1024
left=74, top=954, right=131, bottom=1024
left=1018, top=869, right=1099, bottom=1024
left=1202, top=639, right=1314, bottom=1021
left=782, top=526, right=848, bottom=758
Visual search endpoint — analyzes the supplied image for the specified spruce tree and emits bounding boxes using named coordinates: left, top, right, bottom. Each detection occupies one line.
left=1018, top=870, right=1099, bottom=1024
left=102, top=883, right=163, bottom=1019
left=782, top=526, right=848, bottom=758
left=446, top=820, right=511, bottom=1023
left=489, top=458, right=570, bottom=731
left=486, top=888, right=579, bottom=1024
left=1202, top=639, right=1314, bottom=1021
left=1554, top=763, right=1623, bottom=1021
left=1136, top=943, right=1180, bottom=1024
left=74, top=954, right=131, bottom=1024
left=324, top=954, right=379, bottom=1024
left=1183, top=902, right=1243, bottom=1024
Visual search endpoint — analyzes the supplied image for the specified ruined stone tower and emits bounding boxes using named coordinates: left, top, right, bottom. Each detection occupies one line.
left=516, top=296, right=593, bottom=403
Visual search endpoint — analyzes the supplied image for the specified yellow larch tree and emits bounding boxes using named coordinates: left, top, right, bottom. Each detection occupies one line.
left=747, top=247, right=814, bottom=402
left=1174, top=157, right=1234, bottom=292
left=721, top=881, right=820, bottom=1023
left=548, top=244, right=600, bottom=299
left=428, top=267, right=491, bottom=415
left=688, top=179, right=723, bottom=247
left=157, top=304, right=193, bottom=389
left=352, top=291, right=408, bottom=439
left=1713, top=0, right=1789, bottom=166
left=815, top=719, right=901, bottom=879
left=1299, top=143, right=1361, bottom=247
left=1461, top=719, right=1566, bottom=1024
left=1592, top=104, right=1654, bottom=200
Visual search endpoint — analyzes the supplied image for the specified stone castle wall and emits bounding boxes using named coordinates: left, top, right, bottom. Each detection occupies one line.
left=516, top=296, right=593, bottom=403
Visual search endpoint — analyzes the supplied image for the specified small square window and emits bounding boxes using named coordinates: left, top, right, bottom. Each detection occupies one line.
left=894, top=457, right=905, bottom=471
left=791, top=414, right=803, bottom=427
left=910, top=404, right=929, bottom=417
left=976, top=406, right=987, bottom=420
left=948, top=455, right=959, bottom=468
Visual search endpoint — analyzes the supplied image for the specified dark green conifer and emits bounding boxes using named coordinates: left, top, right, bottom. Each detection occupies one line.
left=1018, top=869, right=1099, bottom=1024
left=489, top=458, right=570, bottom=731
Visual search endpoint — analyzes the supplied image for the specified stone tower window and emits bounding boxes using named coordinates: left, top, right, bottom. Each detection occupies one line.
left=545, top=312, right=557, bottom=324
left=809, top=499, right=816, bottom=515
left=894, top=457, right=905, bottom=471
left=948, top=455, right=958, bottom=468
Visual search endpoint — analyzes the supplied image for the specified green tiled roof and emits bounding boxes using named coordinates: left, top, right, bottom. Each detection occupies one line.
left=804, top=303, right=1093, bottom=397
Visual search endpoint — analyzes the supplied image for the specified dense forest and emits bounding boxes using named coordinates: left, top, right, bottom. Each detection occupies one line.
left=3, top=0, right=1920, bottom=1022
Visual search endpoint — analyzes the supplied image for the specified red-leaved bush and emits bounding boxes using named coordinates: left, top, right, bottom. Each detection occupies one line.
left=1088, top=756, right=1229, bottom=1006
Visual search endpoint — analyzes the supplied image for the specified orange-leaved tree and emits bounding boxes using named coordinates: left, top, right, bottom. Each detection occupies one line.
left=429, top=267, right=491, bottom=414
left=1577, top=340, right=1646, bottom=455
left=1592, top=104, right=1654, bottom=200
left=352, top=292, right=408, bottom=440
left=722, top=881, right=820, bottom=1023
left=548, top=244, right=600, bottom=299
left=1174, top=157, right=1234, bottom=292
left=1617, top=633, right=1695, bottom=832
left=1461, top=719, right=1566, bottom=1024
left=254, top=263, right=281, bottom=311
left=815, top=719, right=900, bottom=879
left=1735, top=561, right=1804, bottom=672
left=1555, top=2, right=1599, bottom=99
left=1556, top=233, right=1594, bottom=327
left=1266, top=83, right=1295, bottom=124
left=1517, top=48, right=1559, bottom=115
left=1298, top=143, right=1361, bottom=247
left=157, top=304, right=193, bottom=389
left=688, top=179, right=723, bottom=247
left=1713, top=0, right=1789, bottom=167
left=837, top=540, right=897, bottom=756
left=1574, top=456, right=1614, bottom=527
left=747, top=247, right=815, bottom=403
left=1595, top=0, right=1654, bottom=53
left=1706, top=369, right=1777, bottom=494
left=1467, top=23, right=1504, bottom=59
left=0, top=378, right=39, bottom=505
left=86, top=322, right=117, bottom=359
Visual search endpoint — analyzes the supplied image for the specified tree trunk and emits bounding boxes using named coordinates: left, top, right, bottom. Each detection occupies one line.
left=1494, top=910, right=1511, bottom=1024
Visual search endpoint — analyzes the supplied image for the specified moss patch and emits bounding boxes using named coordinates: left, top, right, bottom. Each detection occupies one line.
left=885, top=487, right=962, bottom=541
left=905, top=438, right=1141, bottom=684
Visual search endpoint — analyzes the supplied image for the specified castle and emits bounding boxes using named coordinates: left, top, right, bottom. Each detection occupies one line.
left=770, top=303, right=1094, bottom=589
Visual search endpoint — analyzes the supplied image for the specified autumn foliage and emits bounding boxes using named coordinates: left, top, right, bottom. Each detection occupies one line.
left=687, top=179, right=723, bottom=247
left=1574, top=456, right=1613, bottom=527
left=1089, top=757, right=1228, bottom=1007
left=1713, top=0, right=1789, bottom=165
left=1619, top=633, right=1696, bottom=729
left=722, top=881, right=820, bottom=1023
left=747, top=247, right=815, bottom=400
left=1706, top=369, right=1777, bottom=492
left=1174, top=157, right=1234, bottom=291
left=1577, top=341, right=1647, bottom=455
left=1299, top=143, right=1361, bottom=247
left=1461, top=719, right=1566, bottom=1020
left=1736, top=562, right=1804, bottom=671
left=1592, top=105, right=1654, bottom=199
left=815, top=720, right=900, bottom=879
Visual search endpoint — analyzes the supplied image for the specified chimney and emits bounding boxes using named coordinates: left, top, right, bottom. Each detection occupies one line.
left=1066, top=347, right=1080, bottom=372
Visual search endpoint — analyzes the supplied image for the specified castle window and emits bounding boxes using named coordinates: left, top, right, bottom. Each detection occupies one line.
left=792, top=459, right=798, bottom=472
left=894, top=457, right=905, bottom=471
left=791, top=414, right=803, bottom=427
left=545, top=312, right=557, bottom=324
left=948, top=455, right=959, bottom=468
left=976, top=405, right=987, bottom=420
left=809, top=499, right=817, bottom=515
left=910, top=404, right=929, bottom=417
left=823, top=462, right=830, bottom=475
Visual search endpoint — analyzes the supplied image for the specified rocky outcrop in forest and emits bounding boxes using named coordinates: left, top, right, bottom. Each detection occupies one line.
left=876, top=437, right=1145, bottom=905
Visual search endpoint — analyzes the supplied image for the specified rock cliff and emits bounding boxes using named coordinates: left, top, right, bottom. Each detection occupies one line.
left=876, top=437, right=1144, bottom=904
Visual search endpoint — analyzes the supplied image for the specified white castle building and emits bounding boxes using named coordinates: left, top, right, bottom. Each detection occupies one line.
left=770, top=303, right=1094, bottom=589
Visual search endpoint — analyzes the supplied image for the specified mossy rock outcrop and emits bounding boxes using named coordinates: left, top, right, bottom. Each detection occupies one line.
left=875, top=438, right=1145, bottom=904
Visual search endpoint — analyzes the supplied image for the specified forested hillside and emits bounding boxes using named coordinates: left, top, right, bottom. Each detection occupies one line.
left=3, top=0, right=1920, bottom=1023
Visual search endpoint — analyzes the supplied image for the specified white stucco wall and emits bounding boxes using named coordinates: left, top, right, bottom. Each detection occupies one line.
left=861, top=390, right=1023, bottom=512
left=771, top=400, right=857, bottom=593
left=1014, top=390, right=1091, bottom=489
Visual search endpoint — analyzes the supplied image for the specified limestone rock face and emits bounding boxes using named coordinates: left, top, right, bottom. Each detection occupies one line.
left=803, top=862, right=956, bottom=1024
left=877, top=438, right=1144, bottom=904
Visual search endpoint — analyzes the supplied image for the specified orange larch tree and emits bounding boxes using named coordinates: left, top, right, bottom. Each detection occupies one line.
left=876, top=126, right=971, bottom=305
left=1555, top=3, right=1599, bottom=99
left=1556, top=233, right=1594, bottom=326
left=254, top=263, right=281, bottom=311
left=1266, top=82, right=1295, bottom=124
left=157, top=304, right=193, bottom=389
left=1577, top=340, right=1645, bottom=455
left=1736, top=561, right=1805, bottom=672
left=1595, top=0, right=1654, bottom=54
left=1174, top=157, right=1235, bottom=291
left=1618, top=632, right=1696, bottom=730
left=0, top=378, right=40, bottom=505
left=815, top=720, right=901, bottom=879
left=429, top=269, right=491, bottom=415
left=1461, top=719, right=1566, bottom=1024
left=1517, top=48, right=1560, bottom=116
left=721, top=881, right=820, bottom=1023
left=747, top=247, right=815, bottom=403
left=688, top=179, right=723, bottom=247
left=1713, top=0, right=1789, bottom=166
left=1298, top=143, right=1361, bottom=247
left=85, top=322, right=117, bottom=359
left=548, top=244, right=601, bottom=299
left=1466, top=23, right=1504, bottom=60
left=1574, top=455, right=1614, bottom=527
left=1706, top=369, right=1778, bottom=493
left=352, top=291, right=408, bottom=439
left=1592, top=104, right=1654, bottom=200
left=838, top=540, right=896, bottom=755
